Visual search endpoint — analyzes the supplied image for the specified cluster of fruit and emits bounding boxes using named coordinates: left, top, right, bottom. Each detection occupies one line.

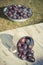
left=17, top=36, right=35, bottom=62
left=5, top=5, right=32, bottom=19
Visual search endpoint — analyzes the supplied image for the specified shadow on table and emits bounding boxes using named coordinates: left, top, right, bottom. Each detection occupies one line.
left=32, top=57, right=43, bottom=65
left=0, top=6, right=11, bottom=21
left=25, top=57, right=43, bottom=65
left=0, top=33, right=21, bottom=60
left=0, top=34, right=14, bottom=50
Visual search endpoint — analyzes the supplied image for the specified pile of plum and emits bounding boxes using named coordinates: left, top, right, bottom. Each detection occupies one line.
left=4, top=5, right=32, bottom=19
left=17, top=36, right=35, bottom=62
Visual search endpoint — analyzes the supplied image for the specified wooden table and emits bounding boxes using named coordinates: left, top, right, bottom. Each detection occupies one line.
left=0, top=23, right=43, bottom=65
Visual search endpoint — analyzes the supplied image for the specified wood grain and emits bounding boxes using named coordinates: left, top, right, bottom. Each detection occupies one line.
left=0, top=23, right=43, bottom=65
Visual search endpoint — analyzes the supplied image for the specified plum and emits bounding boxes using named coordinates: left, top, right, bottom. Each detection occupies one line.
left=29, top=45, right=33, bottom=50
left=4, top=5, right=32, bottom=20
left=18, top=42, right=21, bottom=47
left=18, top=53, right=21, bottom=58
left=24, top=44, right=27, bottom=50
left=21, top=38, right=26, bottom=43
left=22, top=50, right=27, bottom=55
left=17, top=36, right=35, bottom=62
left=21, top=55, right=26, bottom=60
left=27, top=56, right=35, bottom=62
left=8, top=11, right=11, bottom=15
left=27, top=49, right=34, bottom=57
left=26, top=39, right=30, bottom=45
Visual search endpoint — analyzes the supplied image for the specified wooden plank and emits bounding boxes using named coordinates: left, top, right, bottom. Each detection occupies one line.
left=0, top=23, right=43, bottom=65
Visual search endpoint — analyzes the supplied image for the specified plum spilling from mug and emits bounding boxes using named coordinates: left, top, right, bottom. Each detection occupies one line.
left=17, top=36, right=35, bottom=62
left=4, top=5, right=32, bottom=19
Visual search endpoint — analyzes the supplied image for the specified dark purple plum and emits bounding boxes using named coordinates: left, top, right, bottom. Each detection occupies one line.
left=17, top=36, right=35, bottom=62
left=5, top=5, right=32, bottom=19
left=27, top=56, right=35, bottom=62
left=21, top=55, right=26, bottom=60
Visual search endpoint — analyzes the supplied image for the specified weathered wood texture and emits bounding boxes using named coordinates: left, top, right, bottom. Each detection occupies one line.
left=0, top=23, right=43, bottom=65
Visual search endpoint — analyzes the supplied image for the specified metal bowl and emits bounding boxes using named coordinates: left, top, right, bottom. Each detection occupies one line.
left=3, top=5, right=32, bottom=22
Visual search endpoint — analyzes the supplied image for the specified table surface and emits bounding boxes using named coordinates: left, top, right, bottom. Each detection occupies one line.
left=0, top=23, right=43, bottom=65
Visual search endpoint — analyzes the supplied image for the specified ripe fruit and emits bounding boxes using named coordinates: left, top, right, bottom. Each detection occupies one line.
left=29, top=45, right=33, bottom=49
left=17, top=36, right=35, bottom=62
left=4, top=5, right=32, bottom=19
left=21, top=38, right=26, bottom=43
